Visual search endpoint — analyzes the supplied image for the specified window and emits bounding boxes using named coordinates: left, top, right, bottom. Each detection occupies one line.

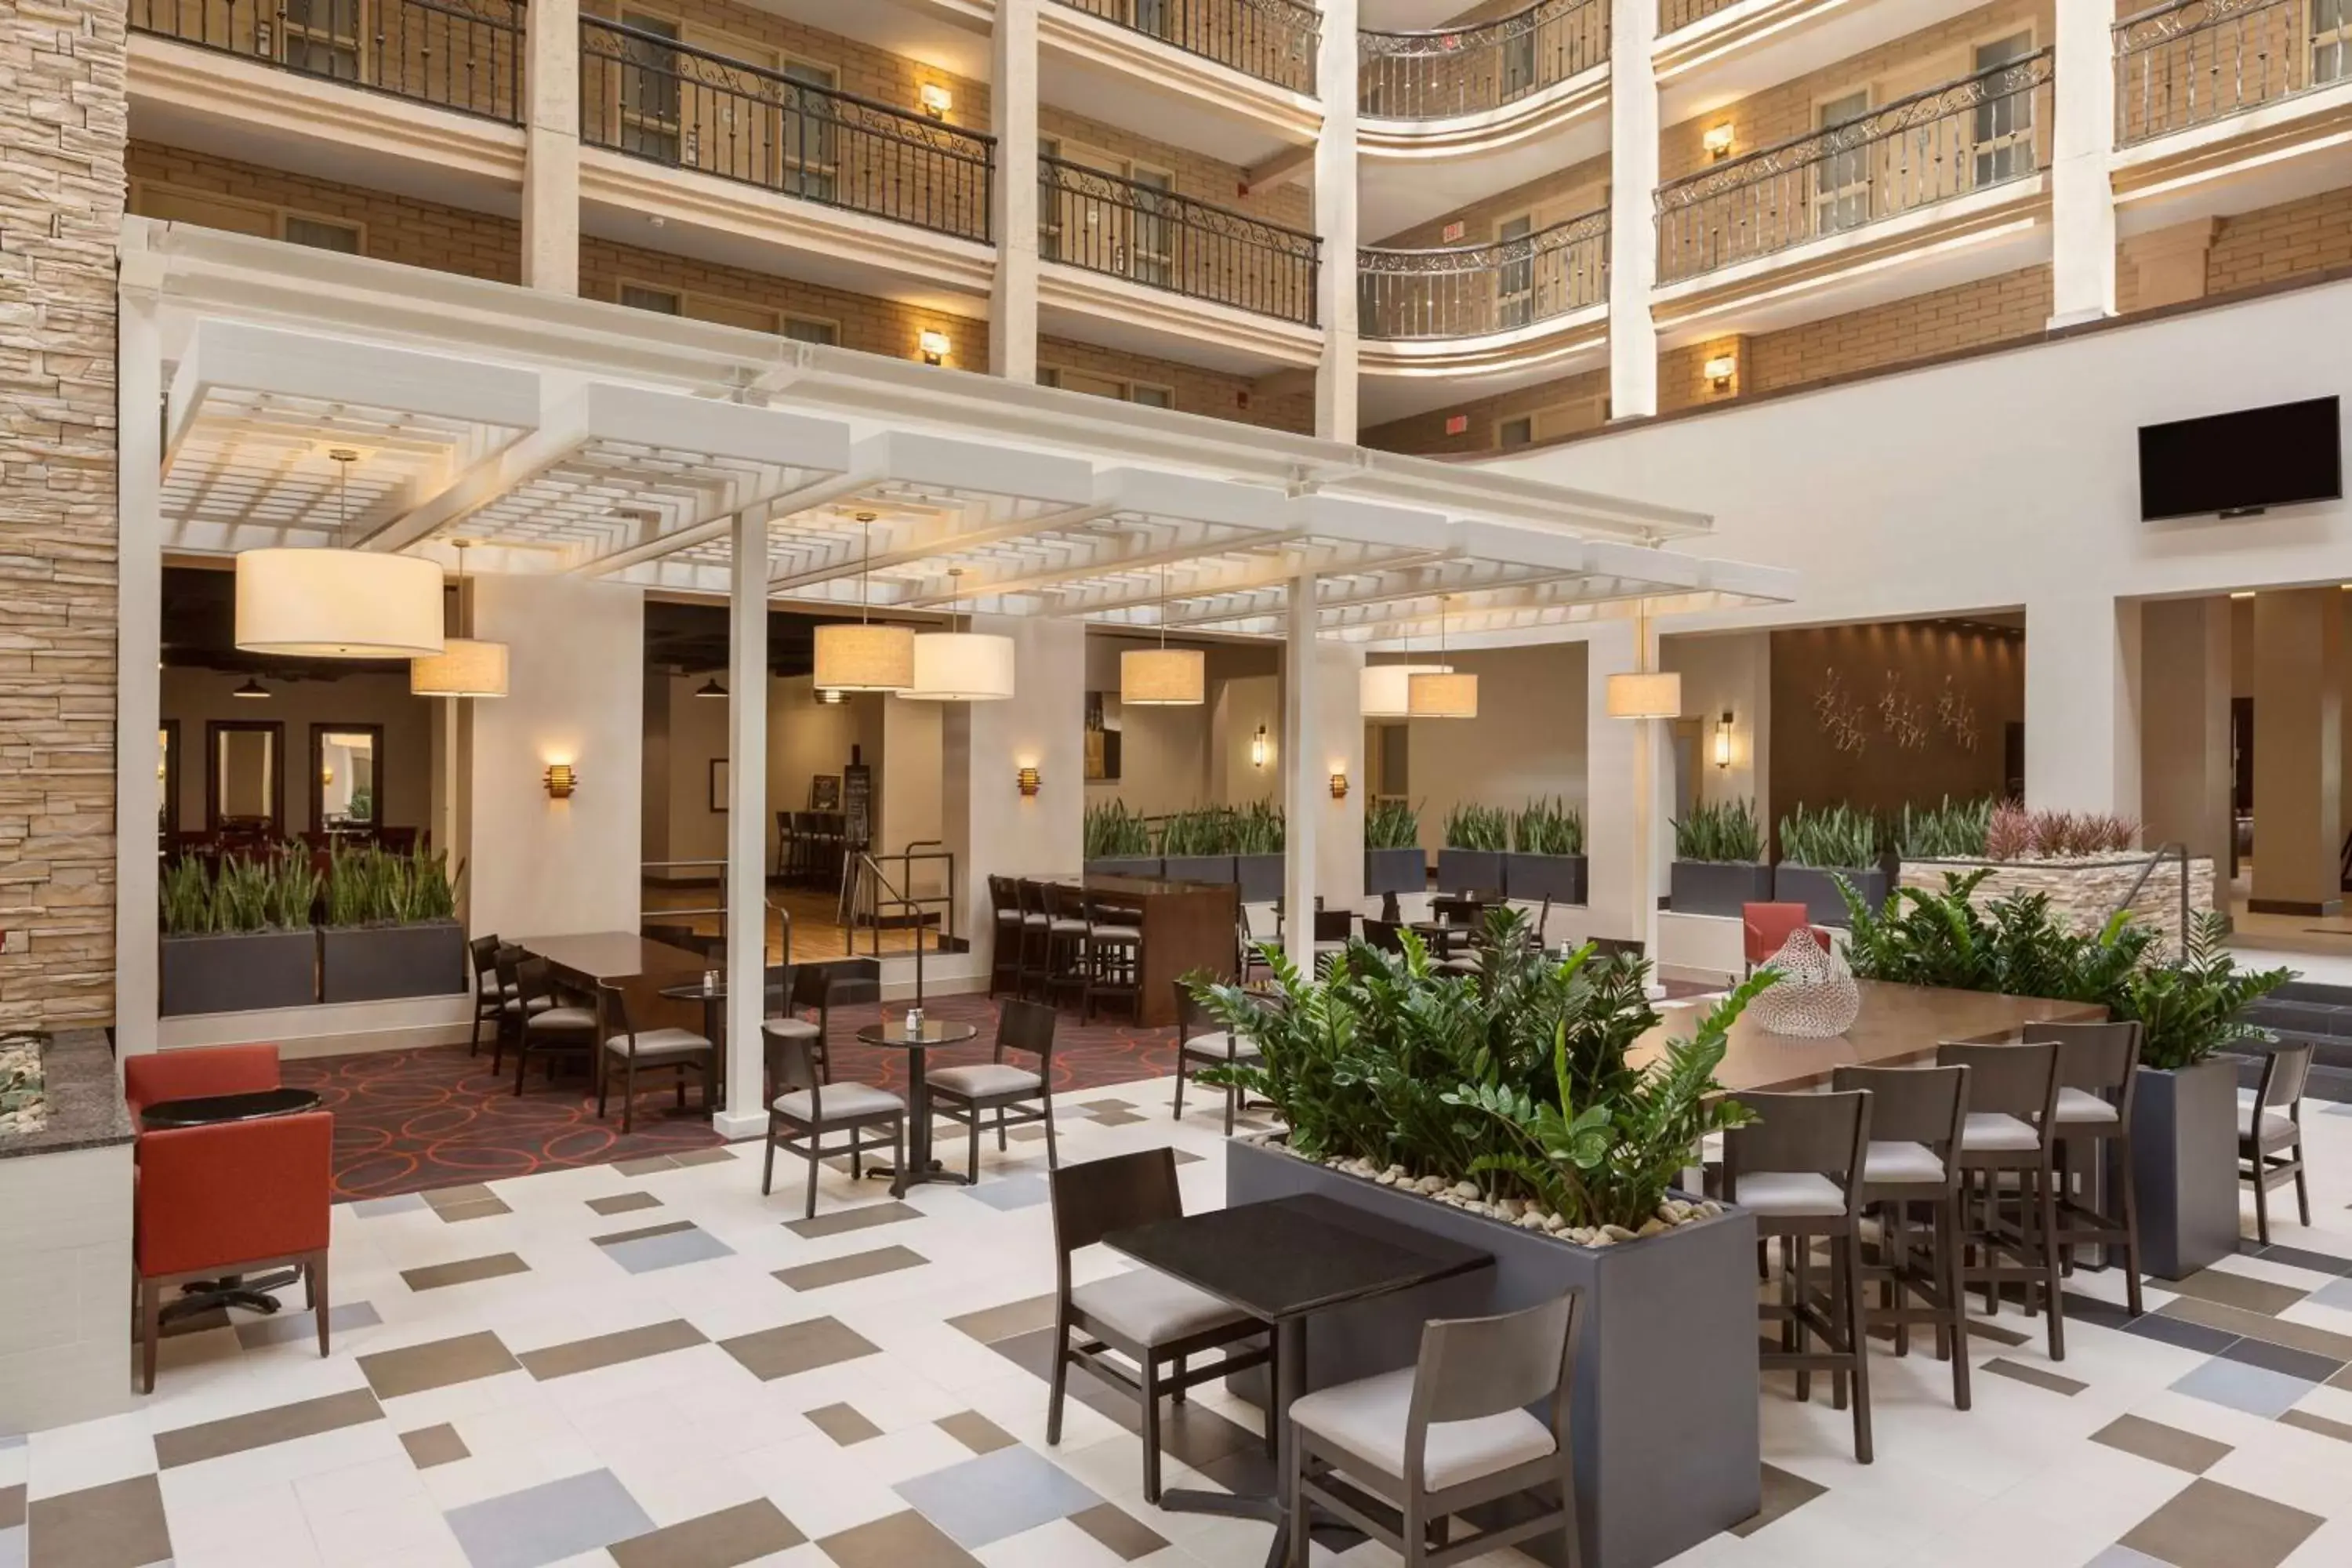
left=282, top=214, right=363, bottom=253
left=312, top=725, right=383, bottom=829
left=620, top=283, right=684, bottom=314
left=782, top=60, right=840, bottom=202
left=782, top=316, right=839, bottom=347
left=130, top=184, right=365, bottom=255
left=1814, top=89, right=1871, bottom=236
left=2317, top=0, right=2351, bottom=85
left=1129, top=165, right=1174, bottom=288
left=619, top=13, right=684, bottom=163
left=1130, top=383, right=1174, bottom=410
left=279, top=0, right=361, bottom=82
left=1497, top=416, right=1534, bottom=450
left=1971, top=32, right=2036, bottom=187
left=1039, top=365, right=1173, bottom=408
left=1496, top=213, right=1534, bottom=329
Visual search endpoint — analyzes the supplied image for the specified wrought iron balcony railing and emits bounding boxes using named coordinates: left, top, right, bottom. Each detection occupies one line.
left=1040, top=156, right=1320, bottom=325
left=2114, top=0, right=2352, bottom=147
left=1051, top=0, right=1319, bottom=94
left=579, top=18, right=995, bottom=242
left=1359, top=211, right=1608, bottom=341
left=128, top=0, right=524, bottom=124
left=1659, top=0, right=1743, bottom=34
left=1655, top=48, right=2054, bottom=285
left=1359, top=0, right=1609, bottom=120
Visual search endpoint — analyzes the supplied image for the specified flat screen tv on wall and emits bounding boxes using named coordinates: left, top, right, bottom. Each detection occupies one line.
left=2137, top=396, right=2342, bottom=521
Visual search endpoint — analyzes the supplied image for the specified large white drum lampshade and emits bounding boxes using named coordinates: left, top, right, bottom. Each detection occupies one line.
left=1361, top=662, right=1452, bottom=719
left=1121, top=647, right=1205, bottom=706
left=1604, top=671, right=1683, bottom=720
left=813, top=622, right=915, bottom=691
left=236, top=548, right=445, bottom=659
left=410, top=638, right=510, bottom=698
left=902, top=632, right=1015, bottom=701
left=1406, top=670, right=1479, bottom=719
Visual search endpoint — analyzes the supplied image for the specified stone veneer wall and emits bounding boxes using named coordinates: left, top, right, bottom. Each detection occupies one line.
left=1900, top=857, right=2219, bottom=957
left=0, top=0, right=126, bottom=1029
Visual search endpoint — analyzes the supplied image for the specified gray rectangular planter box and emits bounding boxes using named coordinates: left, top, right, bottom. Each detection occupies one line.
left=1083, top=857, right=1161, bottom=880
left=320, top=920, right=468, bottom=1004
left=160, top=929, right=318, bottom=1017
left=1668, top=860, right=1773, bottom=917
left=1436, top=848, right=1504, bottom=895
left=1226, top=1138, right=1759, bottom=1568
left=1234, top=853, right=1285, bottom=904
left=1506, top=852, right=1587, bottom=906
left=2131, top=1057, right=2243, bottom=1279
left=1364, top=846, right=1427, bottom=897
left=1773, top=864, right=1889, bottom=926
left=1161, top=855, right=1236, bottom=887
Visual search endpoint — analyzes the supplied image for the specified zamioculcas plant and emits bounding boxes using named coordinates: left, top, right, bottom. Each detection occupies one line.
left=2115, top=913, right=2293, bottom=1071
left=1365, top=798, right=1422, bottom=851
left=1672, top=797, right=1764, bottom=863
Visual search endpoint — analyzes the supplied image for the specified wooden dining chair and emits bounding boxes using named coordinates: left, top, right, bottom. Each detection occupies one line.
left=2243, top=1040, right=2316, bottom=1244
left=929, top=997, right=1061, bottom=1176
left=760, top=1022, right=906, bottom=1219
left=596, top=982, right=714, bottom=1134
left=1940, top=1039, right=2067, bottom=1360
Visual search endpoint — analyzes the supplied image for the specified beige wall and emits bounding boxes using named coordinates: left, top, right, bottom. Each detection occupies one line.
left=161, top=668, right=435, bottom=839
left=1393, top=643, right=1590, bottom=855
left=1214, top=675, right=1284, bottom=809
left=1664, top=630, right=1773, bottom=827
left=2140, top=597, right=2235, bottom=872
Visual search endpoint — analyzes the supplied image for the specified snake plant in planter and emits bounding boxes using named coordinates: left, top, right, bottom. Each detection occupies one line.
left=1668, top=797, right=1771, bottom=917
left=1083, top=799, right=1159, bottom=878
left=1436, top=801, right=1508, bottom=895
left=1505, top=796, right=1587, bottom=905
left=319, top=843, right=468, bottom=1004
left=1363, top=797, right=1427, bottom=896
left=1230, top=799, right=1287, bottom=902
left=159, top=845, right=322, bottom=1017
left=1158, top=805, right=1237, bottom=887
left=1775, top=803, right=1888, bottom=925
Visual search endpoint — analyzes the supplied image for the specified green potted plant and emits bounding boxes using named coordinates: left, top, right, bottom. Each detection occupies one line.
left=1082, top=799, right=1159, bottom=879
left=1159, top=806, right=1237, bottom=887
left=318, top=843, right=467, bottom=1004
left=1196, top=931, right=1767, bottom=1568
left=1775, top=803, right=1887, bottom=925
left=158, top=845, right=321, bottom=1016
left=1232, top=799, right=1286, bottom=902
left=1363, top=797, right=1427, bottom=897
left=1668, top=797, right=1770, bottom=916
left=1436, top=802, right=1508, bottom=894
left=1505, top=796, right=1586, bottom=905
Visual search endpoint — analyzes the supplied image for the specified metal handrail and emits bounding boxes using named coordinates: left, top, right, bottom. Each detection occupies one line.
left=128, top=0, right=525, bottom=124
left=843, top=845, right=957, bottom=1005
left=2114, top=0, right=2347, bottom=147
left=1039, top=155, right=1321, bottom=325
left=1359, top=0, right=1610, bottom=119
left=2107, top=841, right=2194, bottom=958
left=1359, top=209, right=1609, bottom=340
left=1051, top=0, right=1320, bottom=93
left=579, top=16, right=996, bottom=241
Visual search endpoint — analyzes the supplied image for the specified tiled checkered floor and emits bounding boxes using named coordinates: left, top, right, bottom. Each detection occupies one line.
left=9, top=1087, right=2352, bottom=1567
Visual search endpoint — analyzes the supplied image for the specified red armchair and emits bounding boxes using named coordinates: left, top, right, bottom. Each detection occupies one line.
left=127, top=1046, right=332, bottom=1393
left=1741, top=902, right=1820, bottom=972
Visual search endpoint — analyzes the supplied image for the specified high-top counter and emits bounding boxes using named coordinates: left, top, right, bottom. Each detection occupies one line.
left=1042, top=874, right=1239, bottom=1026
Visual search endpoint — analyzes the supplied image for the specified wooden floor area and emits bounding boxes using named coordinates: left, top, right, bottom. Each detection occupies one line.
left=641, top=880, right=939, bottom=960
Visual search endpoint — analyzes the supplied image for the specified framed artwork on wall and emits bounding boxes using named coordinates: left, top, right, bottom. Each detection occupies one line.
left=810, top=775, right=842, bottom=811
left=709, top=757, right=728, bottom=812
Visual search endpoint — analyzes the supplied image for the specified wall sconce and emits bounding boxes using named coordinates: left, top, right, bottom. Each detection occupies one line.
left=1703, top=123, right=1734, bottom=160
left=918, top=329, right=951, bottom=365
left=543, top=763, right=578, bottom=800
left=1704, top=353, right=1737, bottom=390
left=1330, top=771, right=1348, bottom=800
left=1016, top=764, right=1041, bottom=798
left=1250, top=725, right=1269, bottom=769
left=919, top=83, right=952, bottom=119
left=1714, top=711, right=1733, bottom=769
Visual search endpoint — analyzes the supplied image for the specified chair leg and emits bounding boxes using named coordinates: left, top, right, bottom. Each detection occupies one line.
left=311, top=1251, right=332, bottom=1359
left=761, top=1118, right=778, bottom=1196
left=1223, top=1076, right=1236, bottom=1138
left=804, top=1131, right=820, bottom=1221
left=1171, top=1353, right=1185, bottom=1406
left=1261, top=1331, right=1278, bottom=1455
left=996, top=1106, right=1007, bottom=1154
left=2037, top=1163, right=2066, bottom=1362
left=1172, top=1051, right=1187, bottom=1120
left=1140, top=1355, right=1163, bottom=1504
left=1042, top=1094, right=1059, bottom=1172
left=967, top=1109, right=982, bottom=1185
left=2117, top=1134, right=2145, bottom=1318
left=1791, top=1236, right=1811, bottom=1403
left=2252, top=1149, right=2270, bottom=1246
left=2295, top=1144, right=2312, bottom=1226
left=1287, top=1428, right=1312, bottom=1566
left=514, top=1039, right=529, bottom=1095
left=621, top=1053, right=637, bottom=1135
left=1888, top=1202, right=1911, bottom=1358
left=1846, top=1228, right=1874, bottom=1465
left=1944, top=1195, right=1972, bottom=1413
left=139, top=1277, right=162, bottom=1395
left=1046, top=1308, right=1072, bottom=1446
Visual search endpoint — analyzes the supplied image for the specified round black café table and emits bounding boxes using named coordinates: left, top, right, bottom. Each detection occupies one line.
left=854, top=1018, right=979, bottom=1190
left=138, top=1088, right=325, bottom=1318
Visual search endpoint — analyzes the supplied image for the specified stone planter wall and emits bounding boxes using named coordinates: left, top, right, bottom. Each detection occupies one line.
left=1227, top=1138, right=1760, bottom=1568
left=1901, top=856, right=2217, bottom=954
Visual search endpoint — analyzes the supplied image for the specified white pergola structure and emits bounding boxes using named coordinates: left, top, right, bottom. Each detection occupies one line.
left=122, top=220, right=1795, bottom=1134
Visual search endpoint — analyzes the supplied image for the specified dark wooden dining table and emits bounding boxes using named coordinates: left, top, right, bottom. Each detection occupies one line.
left=1104, top=1192, right=1493, bottom=1567
left=512, top=931, right=711, bottom=1093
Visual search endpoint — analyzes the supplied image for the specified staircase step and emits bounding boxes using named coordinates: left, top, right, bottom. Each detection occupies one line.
left=2274, top=979, right=2352, bottom=1006
left=2244, top=997, right=2352, bottom=1039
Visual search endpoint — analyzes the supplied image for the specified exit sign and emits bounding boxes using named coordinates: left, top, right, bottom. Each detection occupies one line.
left=1444, top=414, right=1469, bottom=435
left=1441, top=220, right=1466, bottom=242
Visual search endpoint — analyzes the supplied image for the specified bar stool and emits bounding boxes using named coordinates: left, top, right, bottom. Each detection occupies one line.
left=2029, top=1018, right=2145, bottom=1315
left=1081, top=893, right=1142, bottom=1022
left=985, top=875, right=1022, bottom=997
left=1939, top=1039, right=2066, bottom=1359
left=2242, top=1040, right=2315, bottom=1244
left=1725, top=1088, right=1875, bottom=1463
left=1834, top=1064, right=1973, bottom=1411
left=1014, top=879, right=1053, bottom=1000
left=1040, top=882, right=1092, bottom=1011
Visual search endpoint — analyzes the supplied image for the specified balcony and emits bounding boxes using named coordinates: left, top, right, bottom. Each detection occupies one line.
left=1358, top=211, right=1609, bottom=419
left=129, top=0, right=524, bottom=122
left=1052, top=0, right=1320, bottom=94
left=1358, top=0, right=1610, bottom=122
left=1654, top=47, right=2053, bottom=297
left=1660, top=0, right=1740, bottom=30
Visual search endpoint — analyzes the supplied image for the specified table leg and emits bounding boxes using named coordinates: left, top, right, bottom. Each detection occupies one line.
left=704, top=997, right=726, bottom=1106
left=1152, top=1316, right=1356, bottom=1566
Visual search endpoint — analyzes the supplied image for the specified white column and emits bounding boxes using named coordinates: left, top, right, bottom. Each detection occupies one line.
left=2049, top=3, right=2116, bottom=327
left=523, top=0, right=579, bottom=294
left=1608, top=0, right=1661, bottom=419
left=2025, top=594, right=2143, bottom=816
left=1314, top=640, right=1366, bottom=910
left=114, top=257, right=165, bottom=1054
left=1584, top=621, right=1665, bottom=960
left=717, top=507, right=771, bottom=1138
left=1314, top=0, right=1359, bottom=441
left=1282, top=574, right=1321, bottom=931
left=991, top=0, right=1040, bottom=381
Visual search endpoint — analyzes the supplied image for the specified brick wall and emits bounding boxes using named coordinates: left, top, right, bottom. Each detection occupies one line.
left=1, top=0, right=126, bottom=1027
left=1036, top=337, right=1312, bottom=434
left=2205, top=184, right=2352, bottom=296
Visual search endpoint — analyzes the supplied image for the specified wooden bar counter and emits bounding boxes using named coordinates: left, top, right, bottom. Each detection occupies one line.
left=1051, top=874, right=1238, bottom=1027
left=1632, top=979, right=2107, bottom=1094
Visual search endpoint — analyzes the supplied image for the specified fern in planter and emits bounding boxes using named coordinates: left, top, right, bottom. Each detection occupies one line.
left=1778, top=803, right=1879, bottom=869
left=1512, top=797, right=1585, bottom=856
left=1443, top=802, right=1508, bottom=851
left=1672, top=797, right=1764, bottom=862
left=1365, top=798, right=1421, bottom=851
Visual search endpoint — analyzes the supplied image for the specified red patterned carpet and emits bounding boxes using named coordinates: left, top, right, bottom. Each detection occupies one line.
left=285, top=993, right=1180, bottom=1201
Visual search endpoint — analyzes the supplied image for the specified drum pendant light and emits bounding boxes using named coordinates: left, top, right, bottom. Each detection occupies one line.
left=1359, top=618, right=1450, bottom=717
left=410, top=539, right=510, bottom=697
left=237, top=448, right=445, bottom=659
left=813, top=512, right=914, bottom=691
left=902, top=568, right=1016, bottom=702
left=1406, top=596, right=1477, bottom=719
left=1121, top=560, right=1204, bottom=706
